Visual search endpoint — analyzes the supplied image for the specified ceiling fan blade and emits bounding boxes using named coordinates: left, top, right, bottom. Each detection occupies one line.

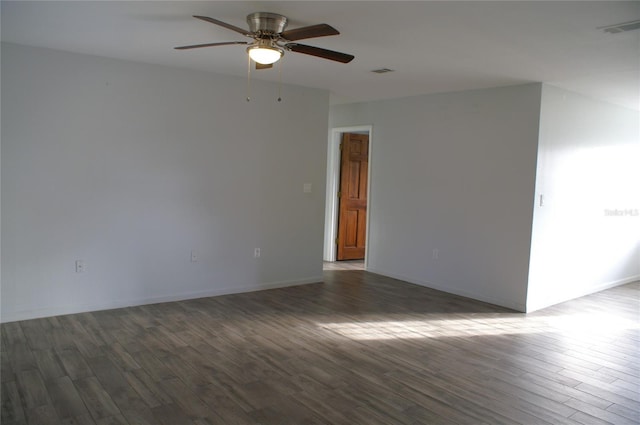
left=281, top=23, right=339, bottom=41
left=255, top=63, right=273, bottom=70
left=193, top=15, right=251, bottom=36
left=286, top=43, right=354, bottom=63
left=174, top=41, right=248, bottom=50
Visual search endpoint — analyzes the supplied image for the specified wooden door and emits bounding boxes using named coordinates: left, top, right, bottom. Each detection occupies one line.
left=337, top=133, right=369, bottom=260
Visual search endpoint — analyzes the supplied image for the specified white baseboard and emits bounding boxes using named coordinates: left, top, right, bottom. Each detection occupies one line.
left=6, top=272, right=635, bottom=323
left=367, top=267, right=527, bottom=312
left=0, top=276, right=323, bottom=323
left=526, top=274, right=640, bottom=313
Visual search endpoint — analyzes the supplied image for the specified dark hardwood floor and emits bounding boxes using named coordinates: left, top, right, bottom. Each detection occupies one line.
left=2, top=270, right=639, bottom=424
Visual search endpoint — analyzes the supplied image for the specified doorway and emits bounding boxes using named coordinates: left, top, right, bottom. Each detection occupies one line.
left=324, top=125, right=372, bottom=266
left=337, top=132, right=369, bottom=260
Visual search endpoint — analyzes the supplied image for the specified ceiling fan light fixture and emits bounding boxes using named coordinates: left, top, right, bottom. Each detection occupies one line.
left=247, top=45, right=283, bottom=65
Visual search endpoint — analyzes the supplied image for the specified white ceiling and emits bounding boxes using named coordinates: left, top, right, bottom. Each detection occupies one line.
left=2, top=1, right=639, bottom=108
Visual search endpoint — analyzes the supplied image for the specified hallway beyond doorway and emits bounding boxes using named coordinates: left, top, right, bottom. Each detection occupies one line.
left=323, top=260, right=364, bottom=271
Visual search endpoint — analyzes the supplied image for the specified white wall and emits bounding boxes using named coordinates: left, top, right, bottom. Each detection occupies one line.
left=526, top=85, right=640, bottom=312
left=1, top=43, right=329, bottom=322
left=330, top=84, right=542, bottom=311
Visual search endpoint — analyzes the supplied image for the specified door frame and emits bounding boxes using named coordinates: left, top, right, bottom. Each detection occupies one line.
left=324, top=125, right=373, bottom=264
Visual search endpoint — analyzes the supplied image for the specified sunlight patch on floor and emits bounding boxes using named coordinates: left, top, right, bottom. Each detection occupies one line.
left=317, top=313, right=639, bottom=341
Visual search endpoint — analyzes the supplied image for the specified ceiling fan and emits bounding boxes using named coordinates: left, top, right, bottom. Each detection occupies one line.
left=175, top=12, right=355, bottom=69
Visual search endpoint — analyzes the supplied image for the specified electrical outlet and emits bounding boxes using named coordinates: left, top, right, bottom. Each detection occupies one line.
left=75, top=260, right=85, bottom=273
left=254, top=248, right=261, bottom=258
left=191, top=250, right=198, bottom=262
left=432, top=249, right=439, bottom=260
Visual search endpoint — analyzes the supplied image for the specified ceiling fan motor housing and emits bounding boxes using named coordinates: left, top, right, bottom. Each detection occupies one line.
left=247, top=12, right=288, bottom=36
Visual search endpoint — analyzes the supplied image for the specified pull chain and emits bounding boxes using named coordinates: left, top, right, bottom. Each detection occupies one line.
left=247, top=55, right=284, bottom=102
left=277, top=56, right=283, bottom=102
left=246, top=55, right=251, bottom=102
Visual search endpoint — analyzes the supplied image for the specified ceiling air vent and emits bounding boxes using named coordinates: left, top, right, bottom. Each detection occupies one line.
left=601, top=19, right=640, bottom=34
left=371, top=68, right=394, bottom=74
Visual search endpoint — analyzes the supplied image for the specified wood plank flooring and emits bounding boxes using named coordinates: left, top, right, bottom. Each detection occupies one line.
left=2, top=271, right=639, bottom=424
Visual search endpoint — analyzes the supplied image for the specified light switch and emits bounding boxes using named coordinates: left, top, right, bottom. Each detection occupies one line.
left=303, top=183, right=312, bottom=193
